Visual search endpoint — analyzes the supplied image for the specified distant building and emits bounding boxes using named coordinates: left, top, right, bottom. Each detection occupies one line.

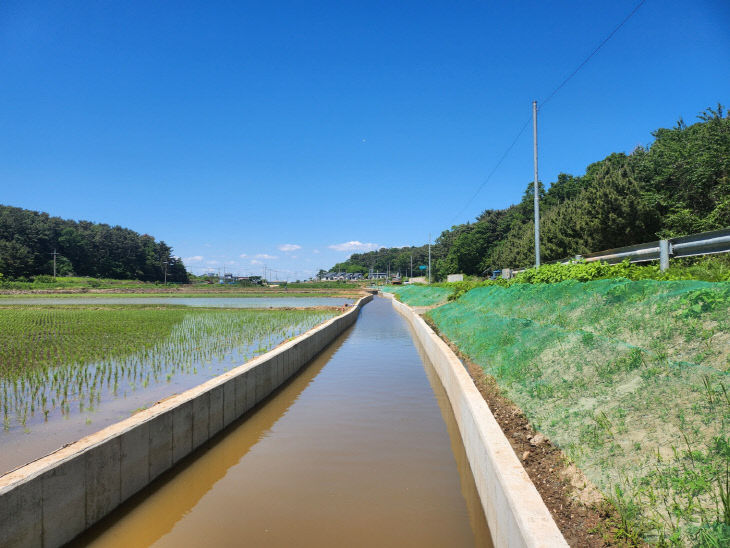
left=321, top=271, right=365, bottom=281
left=235, top=275, right=263, bottom=285
left=219, top=273, right=235, bottom=284
left=218, top=274, right=264, bottom=285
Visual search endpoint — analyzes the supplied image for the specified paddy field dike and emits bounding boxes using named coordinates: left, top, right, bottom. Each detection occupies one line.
left=0, top=293, right=354, bottom=473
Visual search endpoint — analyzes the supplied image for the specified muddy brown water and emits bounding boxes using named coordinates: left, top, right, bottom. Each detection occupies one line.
left=72, top=297, right=492, bottom=547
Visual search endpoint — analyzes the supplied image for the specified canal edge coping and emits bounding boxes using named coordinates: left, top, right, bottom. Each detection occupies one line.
left=0, top=294, right=373, bottom=548
left=386, top=293, right=568, bottom=548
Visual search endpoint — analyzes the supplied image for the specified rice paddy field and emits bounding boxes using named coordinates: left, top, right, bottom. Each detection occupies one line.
left=408, top=280, right=730, bottom=545
left=0, top=304, right=338, bottom=472
left=0, top=296, right=355, bottom=307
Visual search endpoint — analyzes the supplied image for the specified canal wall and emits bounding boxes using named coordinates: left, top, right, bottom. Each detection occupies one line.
left=0, top=295, right=372, bottom=548
left=387, top=294, right=567, bottom=548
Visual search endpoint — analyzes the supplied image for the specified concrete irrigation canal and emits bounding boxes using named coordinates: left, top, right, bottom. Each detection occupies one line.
left=1, top=295, right=565, bottom=547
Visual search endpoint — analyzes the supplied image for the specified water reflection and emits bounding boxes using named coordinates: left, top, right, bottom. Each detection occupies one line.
left=73, top=298, right=491, bottom=547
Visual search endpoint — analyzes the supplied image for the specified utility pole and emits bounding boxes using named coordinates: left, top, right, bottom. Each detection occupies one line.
left=163, top=261, right=168, bottom=285
left=428, top=233, right=431, bottom=284
left=50, top=249, right=58, bottom=279
left=410, top=253, right=413, bottom=279
left=533, top=100, right=541, bottom=268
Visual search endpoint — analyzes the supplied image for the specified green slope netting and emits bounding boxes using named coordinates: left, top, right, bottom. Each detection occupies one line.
left=380, top=285, right=452, bottom=306
left=426, top=279, right=730, bottom=544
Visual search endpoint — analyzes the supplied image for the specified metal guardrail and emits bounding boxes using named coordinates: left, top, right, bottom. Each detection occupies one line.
left=670, top=229, right=730, bottom=258
left=502, top=227, right=730, bottom=277
left=581, top=227, right=730, bottom=270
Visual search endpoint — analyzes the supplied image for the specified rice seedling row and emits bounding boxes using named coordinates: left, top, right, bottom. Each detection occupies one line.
left=0, top=305, right=337, bottom=434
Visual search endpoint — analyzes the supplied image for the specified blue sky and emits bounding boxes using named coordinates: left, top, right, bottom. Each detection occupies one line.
left=1, top=1, right=729, bottom=279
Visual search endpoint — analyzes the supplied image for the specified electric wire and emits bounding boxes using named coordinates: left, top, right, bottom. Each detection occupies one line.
left=449, top=0, right=647, bottom=225
left=449, top=116, right=531, bottom=225
left=540, top=0, right=647, bottom=109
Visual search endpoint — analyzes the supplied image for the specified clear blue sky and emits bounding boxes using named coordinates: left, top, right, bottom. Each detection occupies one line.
left=2, top=1, right=728, bottom=279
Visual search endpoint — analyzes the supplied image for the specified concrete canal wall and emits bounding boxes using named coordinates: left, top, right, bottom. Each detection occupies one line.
left=387, top=294, right=567, bottom=548
left=0, top=295, right=372, bottom=548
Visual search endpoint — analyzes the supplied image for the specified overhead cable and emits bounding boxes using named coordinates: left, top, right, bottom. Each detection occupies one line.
left=449, top=116, right=531, bottom=225
left=540, top=0, right=647, bottom=109
left=450, top=0, right=647, bottom=225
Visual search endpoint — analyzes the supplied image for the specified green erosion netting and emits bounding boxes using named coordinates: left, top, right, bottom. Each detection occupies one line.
left=380, top=285, right=452, bottom=306
left=426, top=279, right=730, bottom=544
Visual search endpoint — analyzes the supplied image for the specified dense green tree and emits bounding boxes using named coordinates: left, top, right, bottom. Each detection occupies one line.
left=637, top=104, right=730, bottom=236
left=331, top=262, right=368, bottom=274
left=0, top=240, right=34, bottom=278
left=0, top=205, right=189, bottom=282
left=330, top=105, right=730, bottom=278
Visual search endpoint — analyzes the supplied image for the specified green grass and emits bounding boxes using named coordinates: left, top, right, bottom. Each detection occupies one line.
left=0, top=276, right=154, bottom=290
left=0, top=291, right=357, bottom=299
left=0, top=305, right=337, bottom=431
left=424, top=257, right=730, bottom=302
left=380, top=285, right=453, bottom=306
left=0, top=275, right=363, bottom=296
left=286, top=281, right=366, bottom=289
left=419, top=279, right=730, bottom=545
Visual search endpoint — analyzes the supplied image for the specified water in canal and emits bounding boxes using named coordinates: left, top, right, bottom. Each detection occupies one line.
left=74, top=297, right=492, bottom=547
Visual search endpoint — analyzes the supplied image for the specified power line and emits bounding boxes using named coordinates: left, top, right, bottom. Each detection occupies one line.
left=449, top=116, right=531, bottom=225
left=450, top=0, right=647, bottom=225
left=540, top=0, right=647, bottom=109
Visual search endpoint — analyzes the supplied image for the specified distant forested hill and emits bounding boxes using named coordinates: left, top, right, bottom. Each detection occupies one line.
left=331, top=104, right=730, bottom=279
left=0, top=205, right=188, bottom=282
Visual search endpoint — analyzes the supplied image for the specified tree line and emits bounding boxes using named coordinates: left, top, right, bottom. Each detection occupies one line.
left=331, top=104, right=730, bottom=280
left=0, top=205, right=188, bottom=282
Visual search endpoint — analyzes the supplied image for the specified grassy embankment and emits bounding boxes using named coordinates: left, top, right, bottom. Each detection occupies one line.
left=380, top=285, right=453, bottom=306
left=0, top=276, right=152, bottom=291
left=0, top=276, right=363, bottom=298
left=391, top=278, right=730, bottom=545
left=0, top=306, right=337, bottom=432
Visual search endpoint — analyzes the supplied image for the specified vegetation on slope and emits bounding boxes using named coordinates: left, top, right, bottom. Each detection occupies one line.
left=417, top=280, right=730, bottom=545
left=381, top=285, right=453, bottom=307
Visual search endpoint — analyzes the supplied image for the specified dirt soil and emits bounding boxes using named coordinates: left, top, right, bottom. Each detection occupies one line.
left=423, top=316, right=637, bottom=548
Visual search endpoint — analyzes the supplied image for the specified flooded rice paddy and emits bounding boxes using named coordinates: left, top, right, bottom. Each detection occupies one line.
left=0, top=296, right=354, bottom=308
left=0, top=305, right=338, bottom=473
left=74, top=297, right=491, bottom=547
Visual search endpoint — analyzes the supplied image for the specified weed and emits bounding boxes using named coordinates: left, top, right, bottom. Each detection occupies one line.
left=418, top=278, right=730, bottom=543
